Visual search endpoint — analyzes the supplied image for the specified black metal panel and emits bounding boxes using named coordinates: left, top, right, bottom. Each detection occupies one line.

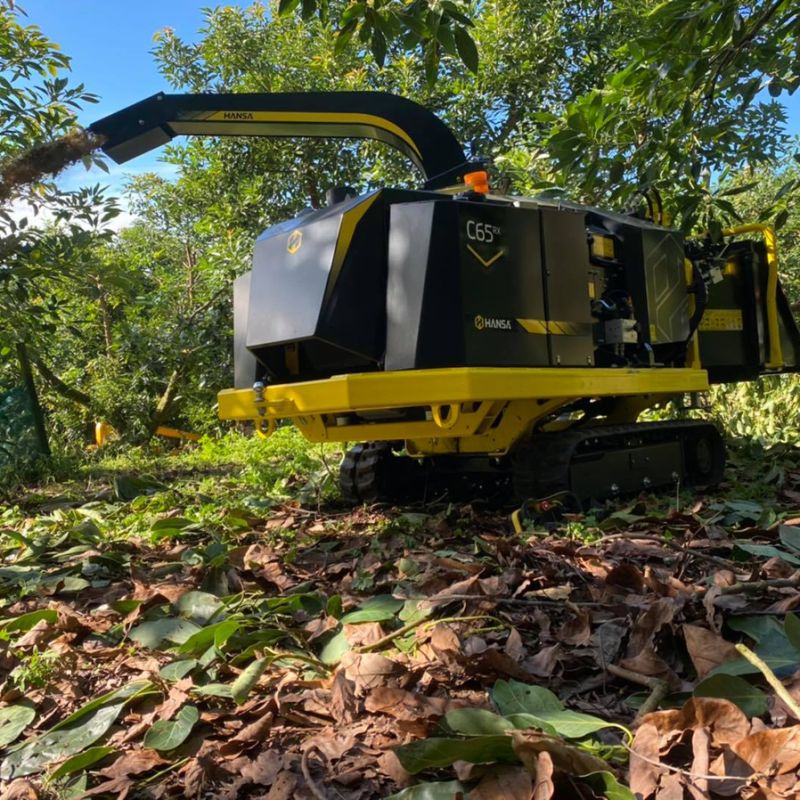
left=539, top=208, right=595, bottom=366
left=385, top=199, right=550, bottom=370
left=89, top=92, right=474, bottom=188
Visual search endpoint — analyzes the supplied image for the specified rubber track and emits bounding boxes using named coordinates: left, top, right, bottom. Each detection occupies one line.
left=511, top=419, right=725, bottom=503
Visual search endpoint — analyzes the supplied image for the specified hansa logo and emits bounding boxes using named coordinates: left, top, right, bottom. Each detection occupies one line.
left=474, top=315, right=512, bottom=331
left=287, top=230, right=303, bottom=254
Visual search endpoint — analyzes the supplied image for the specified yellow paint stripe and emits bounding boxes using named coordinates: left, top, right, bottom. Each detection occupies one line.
left=517, top=318, right=548, bottom=334
left=325, top=192, right=381, bottom=302
left=204, top=110, right=423, bottom=160
left=466, top=244, right=505, bottom=268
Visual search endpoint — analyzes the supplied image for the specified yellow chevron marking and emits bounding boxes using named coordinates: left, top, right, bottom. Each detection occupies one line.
left=466, top=244, right=505, bottom=268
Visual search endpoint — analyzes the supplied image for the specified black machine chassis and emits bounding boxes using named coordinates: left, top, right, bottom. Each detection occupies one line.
left=339, top=420, right=725, bottom=507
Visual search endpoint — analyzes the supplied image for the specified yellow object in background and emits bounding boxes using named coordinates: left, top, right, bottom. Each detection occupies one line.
left=95, top=420, right=113, bottom=447
left=94, top=421, right=199, bottom=446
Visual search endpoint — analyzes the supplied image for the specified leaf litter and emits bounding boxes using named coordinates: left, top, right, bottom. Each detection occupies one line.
left=3, top=442, right=800, bottom=797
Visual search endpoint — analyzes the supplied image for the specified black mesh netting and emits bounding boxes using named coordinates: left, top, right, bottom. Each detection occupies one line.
left=0, top=385, right=46, bottom=469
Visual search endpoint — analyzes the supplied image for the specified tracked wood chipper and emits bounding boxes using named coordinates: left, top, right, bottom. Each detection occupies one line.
left=91, top=92, right=800, bottom=504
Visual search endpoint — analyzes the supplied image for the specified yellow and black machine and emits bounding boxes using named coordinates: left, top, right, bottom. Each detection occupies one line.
left=91, top=92, right=800, bottom=504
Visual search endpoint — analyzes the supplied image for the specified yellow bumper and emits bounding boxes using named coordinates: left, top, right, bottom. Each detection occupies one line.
left=218, top=367, right=709, bottom=455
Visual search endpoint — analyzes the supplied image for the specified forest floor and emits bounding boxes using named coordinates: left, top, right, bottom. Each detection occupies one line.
left=2, top=430, right=800, bottom=799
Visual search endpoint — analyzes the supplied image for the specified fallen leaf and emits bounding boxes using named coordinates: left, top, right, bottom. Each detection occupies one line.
left=683, top=624, right=738, bottom=679
left=629, top=722, right=666, bottom=799
left=732, top=725, right=800, bottom=774
left=511, top=729, right=609, bottom=775
left=0, top=780, right=37, bottom=800
left=469, top=765, right=533, bottom=800
left=365, top=687, right=449, bottom=722
left=532, top=752, right=555, bottom=800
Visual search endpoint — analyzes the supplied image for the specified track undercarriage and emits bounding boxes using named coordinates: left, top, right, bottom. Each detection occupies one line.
left=338, top=419, right=726, bottom=507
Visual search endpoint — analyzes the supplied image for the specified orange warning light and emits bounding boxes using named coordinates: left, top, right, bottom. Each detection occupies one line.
left=464, top=170, right=490, bottom=194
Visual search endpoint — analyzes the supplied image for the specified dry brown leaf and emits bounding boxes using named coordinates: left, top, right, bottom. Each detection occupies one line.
left=340, top=651, right=404, bottom=694
left=219, top=710, right=274, bottom=757
left=557, top=606, right=591, bottom=646
left=731, top=725, right=800, bottom=775
left=629, top=722, right=666, bottom=799
left=682, top=624, right=738, bottom=679
left=14, top=620, right=52, bottom=648
left=688, top=726, right=710, bottom=799
left=656, top=773, right=686, bottom=800
left=429, top=623, right=461, bottom=655
left=330, top=670, right=359, bottom=724
left=265, top=770, right=299, bottom=800
left=83, top=747, right=168, bottom=800
left=157, top=678, right=193, bottom=721
left=707, top=748, right=753, bottom=798
left=642, top=697, right=749, bottom=748
left=626, top=598, right=678, bottom=656
left=0, top=780, right=38, bottom=800
left=605, top=562, right=645, bottom=592
left=532, top=752, right=555, bottom=800
left=504, top=627, right=526, bottom=662
left=343, top=621, right=385, bottom=648
left=525, top=644, right=561, bottom=678
left=469, top=765, right=534, bottom=800
left=511, top=730, right=609, bottom=776
left=238, top=749, right=284, bottom=786
left=365, top=687, right=449, bottom=721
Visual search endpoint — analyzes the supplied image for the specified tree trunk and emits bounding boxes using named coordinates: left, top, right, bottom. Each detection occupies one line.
left=32, top=355, right=92, bottom=408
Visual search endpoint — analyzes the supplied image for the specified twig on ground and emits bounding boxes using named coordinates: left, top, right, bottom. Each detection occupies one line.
left=301, top=745, right=330, bottom=800
left=718, top=574, right=800, bottom=596
left=624, top=743, right=750, bottom=784
left=606, top=663, right=670, bottom=721
left=735, top=642, right=800, bottom=720
left=583, top=533, right=735, bottom=570
left=414, top=594, right=613, bottom=608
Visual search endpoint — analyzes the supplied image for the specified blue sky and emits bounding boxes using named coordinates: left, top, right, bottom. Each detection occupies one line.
left=18, top=1, right=800, bottom=210
left=21, top=0, right=253, bottom=200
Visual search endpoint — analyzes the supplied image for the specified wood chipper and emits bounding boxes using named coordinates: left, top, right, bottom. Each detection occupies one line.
left=90, top=92, right=800, bottom=503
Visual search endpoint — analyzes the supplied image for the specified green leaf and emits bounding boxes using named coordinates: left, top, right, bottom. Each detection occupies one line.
left=727, top=615, right=784, bottom=643
left=159, top=660, right=198, bottom=682
left=492, top=679, right=563, bottom=716
left=732, top=542, right=800, bottom=566
left=779, top=526, right=800, bottom=553
left=174, top=591, right=223, bottom=625
left=151, top=517, right=194, bottom=532
left=395, top=736, right=516, bottom=774
left=453, top=26, right=478, bottom=72
left=694, top=674, right=768, bottom=717
left=712, top=630, right=800, bottom=677
left=0, top=703, right=36, bottom=748
left=491, top=680, right=625, bottom=739
left=231, top=657, right=268, bottom=705
left=775, top=209, right=790, bottom=230
left=784, top=614, right=800, bottom=651
left=1, top=609, right=57, bottom=633
left=1, top=681, right=153, bottom=780
left=128, top=618, right=202, bottom=649
left=340, top=595, right=404, bottom=624
left=581, top=771, right=636, bottom=800
left=319, top=628, right=350, bottom=665
left=143, top=705, right=199, bottom=751
left=191, top=683, right=233, bottom=699
left=384, top=781, right=467, bottom=800
left=177, top=619, right=239, bottom=655
left=47, top=746, right=115, bottom=782
left=445, top=708, right=514, bottom=735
